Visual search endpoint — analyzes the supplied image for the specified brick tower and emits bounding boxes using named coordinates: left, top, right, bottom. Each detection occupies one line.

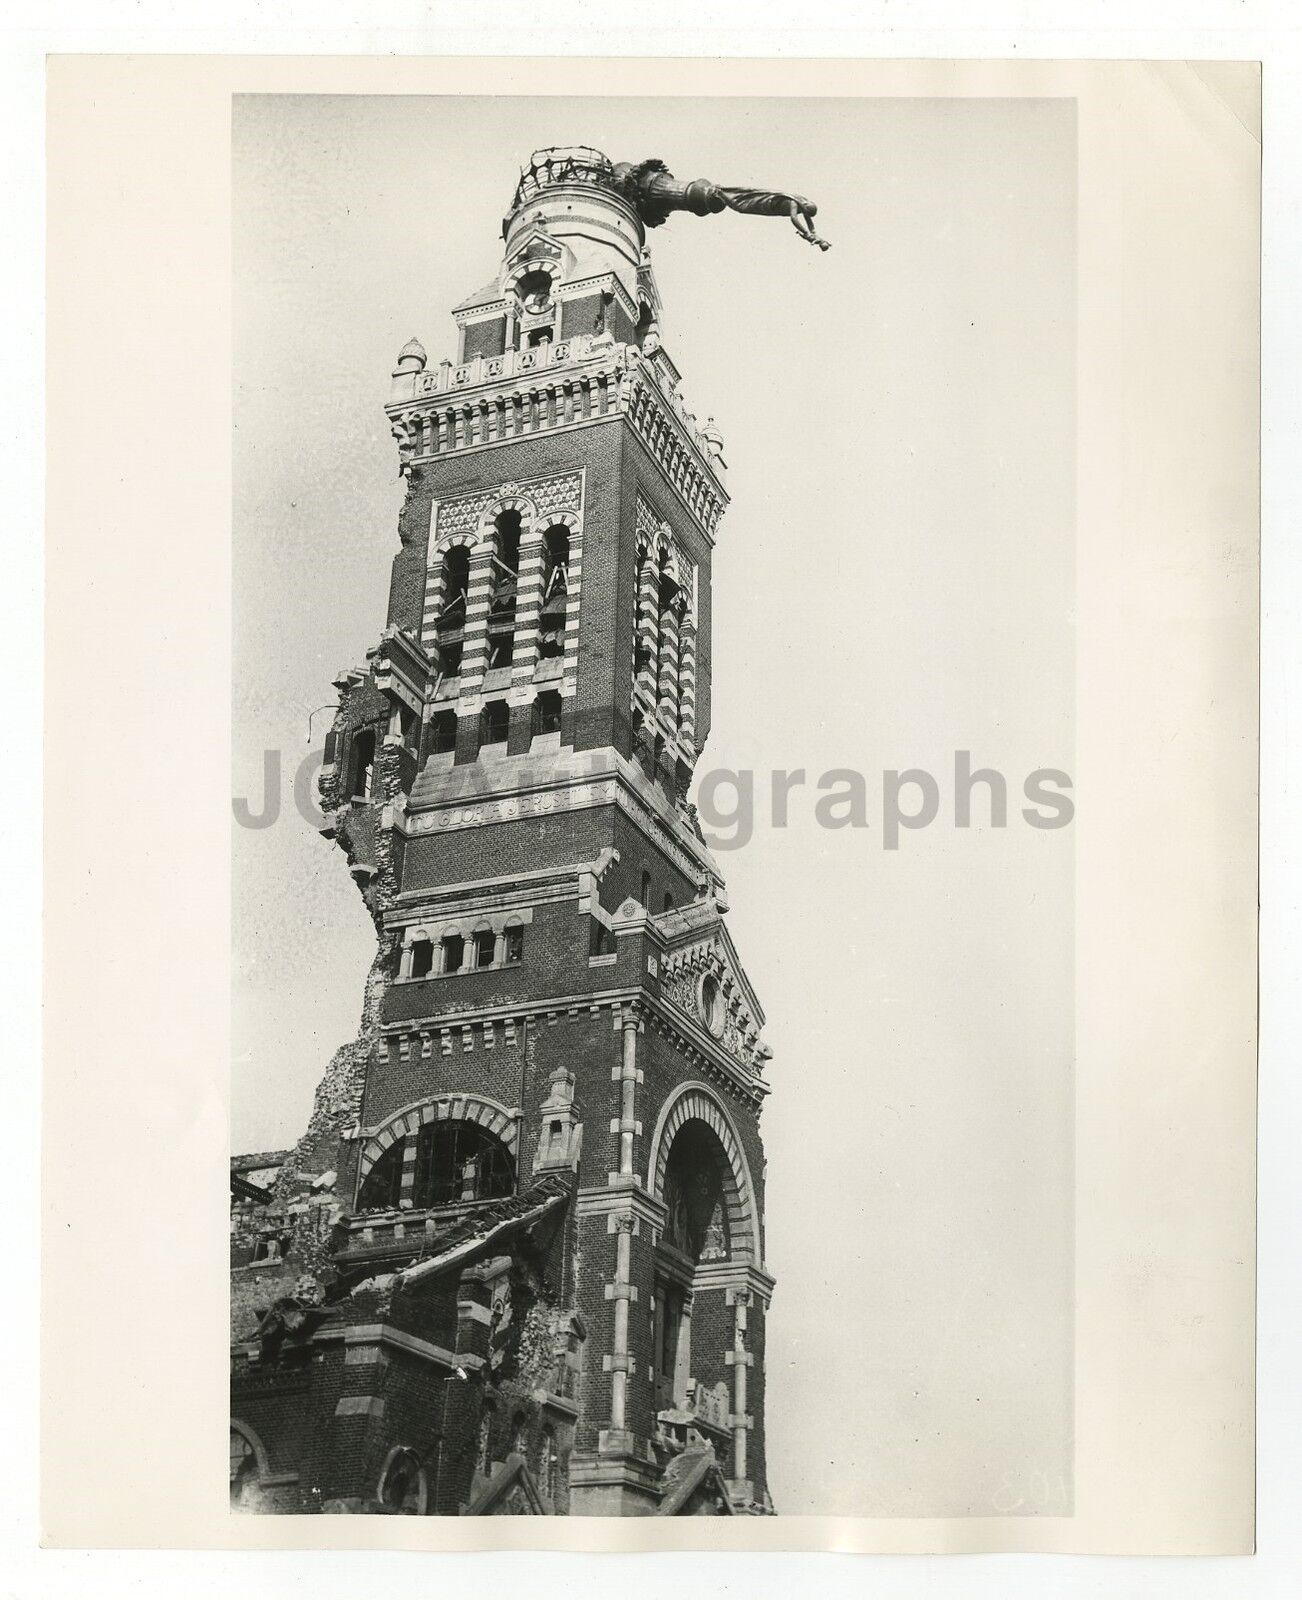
left=231, top=147, right=778, bottom=1517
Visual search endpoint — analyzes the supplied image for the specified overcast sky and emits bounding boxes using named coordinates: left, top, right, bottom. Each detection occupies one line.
left=233, top=93, right=1076, bottom=1518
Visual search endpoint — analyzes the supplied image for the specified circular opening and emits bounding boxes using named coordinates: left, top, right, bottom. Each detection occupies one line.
left=699, top=973, right=724, bottom=1037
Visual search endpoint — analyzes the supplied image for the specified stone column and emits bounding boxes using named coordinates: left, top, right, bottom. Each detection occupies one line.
left=459, top=537, right=495, bottom=692
left=677, top=609, right=698, bottom=746
left=657, top=596, right=682, bottom=731
left=601, top=1012, right=642, bottom=1448
left=605, top=1214, right=636, bottom=1439
left=725, top=1286, right=755, bottom=1493
left=634, top=553, right=660, bottom=719
left=673, top=1291, right=694, bottom=1407
left=614, top=1013, right=640, bottom=1178
left=510, top=524, right=546, bottom=686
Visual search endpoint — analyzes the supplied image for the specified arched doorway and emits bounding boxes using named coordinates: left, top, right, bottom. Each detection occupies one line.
left=662, top=1121, right=732, bottom=1264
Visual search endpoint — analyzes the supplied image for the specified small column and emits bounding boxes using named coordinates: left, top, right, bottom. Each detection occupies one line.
left=725, top=1287, right=755, bottom=1493
left=634, top=553, right=660, bottom=715
left=559, top=528, right=583, bottom=705
left=673, top=1291, right=694, bottom=1407
left=398, top=1138, right=418, bottom=1209
left=657, top=597, right=682, bottom=730
left=604, top=1214, right=637, bottom=1442
left=510, top=525, right=546, bottom=685
left=459, top=537, right=495, bottom=691
left=616, top=1013, right=640, bottom=1177
left=600, top=1012, right=642, bottom=1449
left=677, top=609, right=698, bottom=746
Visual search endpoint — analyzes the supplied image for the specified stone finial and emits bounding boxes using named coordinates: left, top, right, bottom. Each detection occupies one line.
left=700, top=416, right=725, bottom=459
left=394, top=336, right=427, bottom=373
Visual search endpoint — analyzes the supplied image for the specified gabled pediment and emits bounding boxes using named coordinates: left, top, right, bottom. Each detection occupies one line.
left=501, top=227, right=570, bottom=294
left=654, top=901, right=768, bottom=1070
left=463, top=1452, right=548, bottom=1516
left=506, top=226, right=565, bottom=268
left=656, top=1442, right=735, bottom=1516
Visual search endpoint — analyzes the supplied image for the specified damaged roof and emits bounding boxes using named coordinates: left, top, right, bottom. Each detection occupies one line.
left=655, top=1443, right=735, bottom=1516
left=331, top=1173, right=574, bottom=1293
left=397, top=1173, right=572, bottom=1288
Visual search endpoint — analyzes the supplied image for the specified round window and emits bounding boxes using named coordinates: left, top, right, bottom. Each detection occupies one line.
left=699, top=973, right=725, bottom=1038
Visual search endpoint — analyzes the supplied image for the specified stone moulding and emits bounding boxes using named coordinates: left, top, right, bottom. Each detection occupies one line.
left=399, top=752, right=712, bottom=889
left=387, top=335, right=727, bottom=536
left=358, top=1092, right=523, bottom=1180
left=376, top=987, right=769, bottom=1110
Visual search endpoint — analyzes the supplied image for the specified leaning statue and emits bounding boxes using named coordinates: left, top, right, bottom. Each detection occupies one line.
left=613, top=157, right=831, bottom=250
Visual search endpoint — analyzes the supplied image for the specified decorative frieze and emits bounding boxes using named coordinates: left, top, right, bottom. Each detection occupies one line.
left=387, top=336, right=727, bottom=536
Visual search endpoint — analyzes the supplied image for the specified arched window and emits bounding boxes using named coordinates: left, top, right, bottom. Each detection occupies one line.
left=487, top=512, right=520, bottom=669
left=538, top=526, right=570, bottom=659
left=517, top=267, right=553, bottom=316
left=493, top=510, right=521, bottom=577
left=436, top=546, right=469, bottom=678
left=430, top=709, right=458, bottom=756
left=439, top=546, right=469, bottom=611
left=392, top=700, right=416, bottom=747
left=349, top=728, right=376, bottom=800
left=409, top=937, right=433, bottom=979
left=653, top=1116, right=736, bottom=1410
left=542, top=525, right=569, bottom=596
left=531, top=690, right=562, bottom=739
left=378, top=1447, right=426, bottom=1514
left=635, top=296, right=656, bottom=349
left=655, top=550, right=682, bottom=711
left=503, top=921, right=524, bottom=965
left=440, top=932, right=465, bottom=974
left=230, top=1427, right=260, bottom=1509
left=539, top=1426, right=559, bottom=1501
left=662, top=1122, right=731, bottom=1264
left=358, top=1117, right=517, bottom=1211
left=357, top=1139, right=404, bottom=1210
left=472, top=928, right=495, bottom=969
left=633, top=546, right=652, bottom=680
left=480, top=700, right=510, bottom=749
left=640, top=870, right=651, bottom=910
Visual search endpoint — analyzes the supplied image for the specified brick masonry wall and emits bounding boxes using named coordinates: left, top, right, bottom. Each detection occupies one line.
left=232, top=1375, right=315, bottom=1483
left=235, top=313, right=773, bottom=1512
left=385, top=425, right=625, bottom=648
left=559, top=294, right=606, bottom=340
left=361, top=1032, right=529, bottom=1137
left=381, top=416, right=718, bottom=765
left=620, top=426, right=717, bottom=753
left=401, top=804, right=608, bottom=890
left=461, top=317, right=506, bottom=362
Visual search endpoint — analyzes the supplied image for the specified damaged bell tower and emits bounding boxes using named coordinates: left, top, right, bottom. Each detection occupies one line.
left=231, top=146, right=823, bottom=1517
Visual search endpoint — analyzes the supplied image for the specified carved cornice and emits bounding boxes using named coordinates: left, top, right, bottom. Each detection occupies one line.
left=386, top=337, right=727, bottom=535
left=376, top=984, right=767, bottom=1110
